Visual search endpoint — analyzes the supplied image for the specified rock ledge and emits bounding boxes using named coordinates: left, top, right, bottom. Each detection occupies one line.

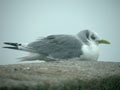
left=0, top=61, right=120, bottom=90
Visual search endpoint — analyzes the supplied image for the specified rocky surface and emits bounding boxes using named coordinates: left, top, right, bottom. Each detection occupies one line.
left=0, top=60, right=120, bottom=90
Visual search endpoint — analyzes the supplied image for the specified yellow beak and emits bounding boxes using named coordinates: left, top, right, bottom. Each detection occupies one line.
left=98, top=40, right=111, bottom=44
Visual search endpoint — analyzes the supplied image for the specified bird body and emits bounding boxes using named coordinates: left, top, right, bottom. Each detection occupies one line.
left=3, top=30, right=110, bottom=61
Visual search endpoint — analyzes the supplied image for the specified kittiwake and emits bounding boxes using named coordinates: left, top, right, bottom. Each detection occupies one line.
left=3, top=30, right=110, bottom=61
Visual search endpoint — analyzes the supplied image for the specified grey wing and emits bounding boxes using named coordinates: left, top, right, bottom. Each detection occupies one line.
left=27, top=35, right=83, bottom=59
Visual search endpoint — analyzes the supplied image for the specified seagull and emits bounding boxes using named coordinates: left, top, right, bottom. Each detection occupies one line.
left=3, top=30, right=110, bottom=61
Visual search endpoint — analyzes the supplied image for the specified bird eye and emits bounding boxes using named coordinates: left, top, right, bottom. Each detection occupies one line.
left=91, top=35, right=96, bottom=40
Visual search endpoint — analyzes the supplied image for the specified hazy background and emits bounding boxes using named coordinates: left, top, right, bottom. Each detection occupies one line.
left=0, top=0, right=120, bottom=65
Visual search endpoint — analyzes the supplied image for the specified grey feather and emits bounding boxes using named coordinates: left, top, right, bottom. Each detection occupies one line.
left=27, top=35, right=83, bottom=59
left=77, top=30, right=90, bottom=45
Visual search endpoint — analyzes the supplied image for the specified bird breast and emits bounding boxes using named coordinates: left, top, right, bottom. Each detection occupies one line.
left=80, top=42, right=99, bottom=61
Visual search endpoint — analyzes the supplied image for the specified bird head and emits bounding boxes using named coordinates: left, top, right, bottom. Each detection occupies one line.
left=78, top=30, right=111, bottom=45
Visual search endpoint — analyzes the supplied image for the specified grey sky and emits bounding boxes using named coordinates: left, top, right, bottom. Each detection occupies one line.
left=0, top=0, right=120, bottom=65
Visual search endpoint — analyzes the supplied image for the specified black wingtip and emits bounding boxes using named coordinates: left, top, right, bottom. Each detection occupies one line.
left=4, top=42, right=18, bottom=46
left=3, top=46, right=18, bottom=49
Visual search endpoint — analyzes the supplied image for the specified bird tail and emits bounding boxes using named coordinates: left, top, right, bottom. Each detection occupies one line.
left=3, top=42, right=28, bottom=51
